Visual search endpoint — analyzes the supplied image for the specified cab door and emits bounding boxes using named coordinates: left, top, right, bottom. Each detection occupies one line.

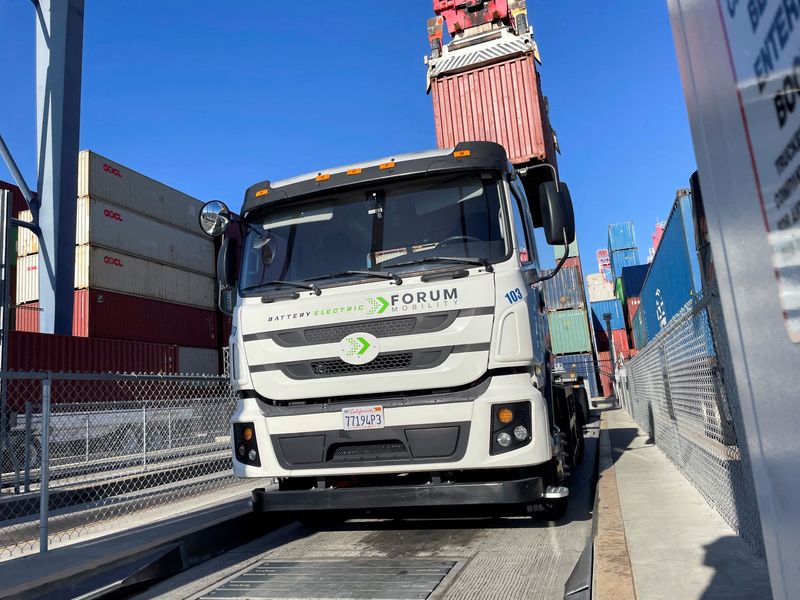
left=508, top=180, right=548, bottom=369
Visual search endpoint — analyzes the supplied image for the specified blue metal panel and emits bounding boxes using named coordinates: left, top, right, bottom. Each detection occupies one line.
left=35, top=0, right=84, bottom=334
left=542, top=266, right=584, bottom=310
left=553, top=353, right=599, bottom=398
left=639, top=195, right=700, bottom=338
left=621, top=264, right=650, bottom=298
left=610, top=248, right=640, bottom=278
left=608, top=222, right=637, bottom=251
left=590, top=299, right=625, bottom=330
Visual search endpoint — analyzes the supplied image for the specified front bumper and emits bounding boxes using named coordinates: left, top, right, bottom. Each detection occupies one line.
left=233, top=372, right=553, bottom=478
left=252, top=476, right=544, bottom=512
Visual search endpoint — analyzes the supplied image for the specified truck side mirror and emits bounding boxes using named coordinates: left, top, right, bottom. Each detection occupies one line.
left=538, top=181, right=575, bottom=245
left=217, top=237, right=238, bottom=291
left=200, top=201, right=232, bottom=237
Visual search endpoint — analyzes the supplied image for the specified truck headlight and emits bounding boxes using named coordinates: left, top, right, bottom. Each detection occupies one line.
left=490, top=402, right=532, bottom=455
left=233, top=422, right=261, bottom=467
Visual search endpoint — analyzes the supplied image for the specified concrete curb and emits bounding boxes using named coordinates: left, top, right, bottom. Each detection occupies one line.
left=592, top=409, right=637, bottom=600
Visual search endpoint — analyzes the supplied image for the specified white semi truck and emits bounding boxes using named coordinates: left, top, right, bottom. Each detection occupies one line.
left=199, top=142, right=584, bottom=517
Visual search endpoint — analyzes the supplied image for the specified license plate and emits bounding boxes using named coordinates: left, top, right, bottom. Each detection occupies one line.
left=342, top=405, right=385, bottom=431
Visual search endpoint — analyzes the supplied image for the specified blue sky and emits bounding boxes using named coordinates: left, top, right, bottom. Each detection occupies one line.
left=0, top=1, right=695, bottom=274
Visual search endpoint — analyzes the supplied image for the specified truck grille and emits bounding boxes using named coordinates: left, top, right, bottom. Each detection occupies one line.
left=304, top=318, right=418, bottom=345
left=310, top=353, right=414, bottom=377
left=330, top=441, right=410, bottom=462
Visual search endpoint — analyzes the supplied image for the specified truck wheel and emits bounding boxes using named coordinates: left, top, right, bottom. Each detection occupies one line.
left=572, top=408, right=585, bottom=467
left=575, top=386, right=590, bottom=425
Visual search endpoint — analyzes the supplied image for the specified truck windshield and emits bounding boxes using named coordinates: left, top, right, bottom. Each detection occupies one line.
left=240, top=173, right=508, bottom=292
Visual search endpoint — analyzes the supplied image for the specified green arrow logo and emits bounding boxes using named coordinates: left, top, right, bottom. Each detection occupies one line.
left=367, top=296, right=390, bottom=315
left=356, top=336, right=370, bottom=355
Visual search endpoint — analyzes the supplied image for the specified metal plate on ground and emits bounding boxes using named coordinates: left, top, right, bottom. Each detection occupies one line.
left=201, top=559, right=456, bottom=599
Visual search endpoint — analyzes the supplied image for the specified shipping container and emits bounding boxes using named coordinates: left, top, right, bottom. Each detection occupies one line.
left=587, top=277, right=615, bottom=302
left=596, top=351, right=614, bottom=397
left=610, top=248, right=640, bottom=278
left=653, top=221, right=666, bottom=251
left=430, top=54, right=556, bottom=167
left=542, top=265, right=584, bottom=311
left=586, top=273, right=605, bottom=287
left=639, top=194, right=701, bottom=338
left=553, top=239, right=579, bottom=261
left=625, top=296, right=641, bottom=324
left=17, top=197, right=214, bottom=275
left=553, top=353, right=599, bottom=398
left=631, top=304, right=649, bottom=349
left=178, top=346, right=220, bottom=375
left=563, top=256, right=582, bottom=276
left=78, top=151, right=205, bottom=234
left=16, top=289, right=219, bottom=348
left=0, top=179, right=34, bottom=215
left=620, top=264, right=649, bottom=298
left=17, top=245, right=216, bottom=309
left=608, top=222, right=637, bottom=251
left=590, top=299, right=625, bottom=331
left=596, top=249, right=610, bottom=270
left=547, top=309, right=592, bottom=355
left=594, top=327, right=630, bottom=353
left=614, top=277, right=624, bottom=304
left=602, top=266, right=613, bottom=282
left=7, top=330, right=178, bottom=374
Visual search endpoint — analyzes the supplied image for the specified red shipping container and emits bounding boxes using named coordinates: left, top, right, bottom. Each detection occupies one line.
left=594, top=328, right=629, bottom=353
left=597, top=351, right=614, bottom=397
left=626, top=296, right=641, bottom=322
left=15, top=289, right=218, bottom=348
left=0, top=179, right=34, bottom=215
left=431, top=54, right=557, bottom=167
left=8, top=330, right=177, bottom=374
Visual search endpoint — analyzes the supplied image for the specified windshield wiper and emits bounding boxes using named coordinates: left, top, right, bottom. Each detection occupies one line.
left=261, top=280, right=322, bottom=297
left=387, top=256, right=494, bottom=273
left=305, top=270, right=402, bottom=285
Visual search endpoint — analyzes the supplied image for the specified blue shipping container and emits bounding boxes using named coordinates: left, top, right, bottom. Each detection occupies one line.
left=638, top=194, right=702, bottom=339
left=608, top=222, right=637, bottom=251
left=553, top=353, right=599, bottom=398
left=543, top=266, right=584, bottom=311
left=610, top=248, right=640, bottom=278
left=621, top=264, right=649, bottom=298
left=590, top=299, right=625, bottom=331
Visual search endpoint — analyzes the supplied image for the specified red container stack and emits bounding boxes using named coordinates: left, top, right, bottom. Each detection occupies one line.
left=15, top=289, right=219, bottom=348
left=8, top=330, right=178, bottom=374
left=431, top=54, right=557, bottom=168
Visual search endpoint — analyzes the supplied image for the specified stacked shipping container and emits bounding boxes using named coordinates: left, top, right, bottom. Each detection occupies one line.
left=636, top=190, right=701, bottom=345
left=11, top=152, right=223, bottom=374
left=541, top=240, right=600, bottom=397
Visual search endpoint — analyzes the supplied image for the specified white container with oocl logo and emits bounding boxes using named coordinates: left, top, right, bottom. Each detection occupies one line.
left=16, top=246, right=216, bottom=309
left=16, top=197, right=214, bottom=275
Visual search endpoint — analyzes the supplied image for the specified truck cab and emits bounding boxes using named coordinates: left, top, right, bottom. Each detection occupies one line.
left=200, top=141, right=581, bottom=516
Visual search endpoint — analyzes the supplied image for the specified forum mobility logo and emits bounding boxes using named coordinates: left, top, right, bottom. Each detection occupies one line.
left=367, top=288, right=458, bottom=316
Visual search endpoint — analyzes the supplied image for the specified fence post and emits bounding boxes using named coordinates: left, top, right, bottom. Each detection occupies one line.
left=39, top=376, right=51, bottom=553
left=24, top=400, right=32, bottom=492
left=142, top=405, right=147, bottom=470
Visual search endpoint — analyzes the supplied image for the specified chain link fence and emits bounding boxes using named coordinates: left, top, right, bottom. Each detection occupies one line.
left=0, top=371, right=254, bottom=560
left=617, top=291, right=765, bottom=556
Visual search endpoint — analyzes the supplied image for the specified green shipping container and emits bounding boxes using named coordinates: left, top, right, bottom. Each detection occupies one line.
left=548, top=309, right=592, bottom=354
left=615, top=277, right=625, bottom=304
left=553, top=238, right=579, bottom=261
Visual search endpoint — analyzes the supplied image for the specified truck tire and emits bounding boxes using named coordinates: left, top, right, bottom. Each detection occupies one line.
left=575, top=386, right=590, bottom=425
